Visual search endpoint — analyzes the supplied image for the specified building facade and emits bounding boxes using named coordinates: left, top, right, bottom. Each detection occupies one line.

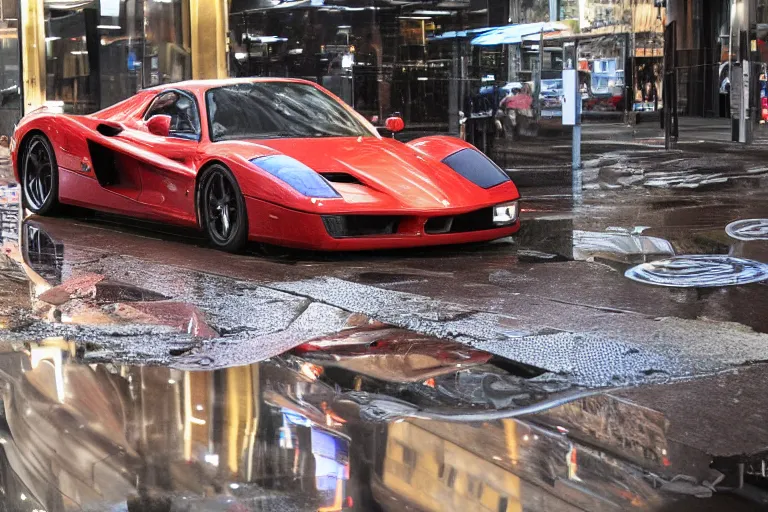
left=3, top=1, right=768, bottom=166
left=2, top=0, right=228, bottom=136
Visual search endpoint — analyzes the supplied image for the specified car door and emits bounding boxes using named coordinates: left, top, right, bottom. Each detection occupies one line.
left=102, top=89, right=201, bottom=223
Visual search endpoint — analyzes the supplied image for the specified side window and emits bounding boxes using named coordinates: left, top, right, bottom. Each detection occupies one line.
left=144, top=91, right=200, bottom=140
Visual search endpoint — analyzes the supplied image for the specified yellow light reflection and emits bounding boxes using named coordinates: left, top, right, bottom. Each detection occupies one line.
left=29, top=345, right=65, bottom=402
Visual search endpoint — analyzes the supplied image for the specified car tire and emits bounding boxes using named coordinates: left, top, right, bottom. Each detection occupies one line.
left=198, top=164, right=249, bottom=253
left=21, top=134, right=60, bottom=215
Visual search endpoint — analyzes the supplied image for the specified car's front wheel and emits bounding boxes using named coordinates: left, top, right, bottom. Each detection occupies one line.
left=22, top=134, right=60, bottom=215
left=198, top=164, right=249, bottom=253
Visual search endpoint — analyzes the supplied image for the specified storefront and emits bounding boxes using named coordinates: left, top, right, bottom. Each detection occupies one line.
left=41, top=0, right=191, bottom=114
left=8, top=0, right=228, bottom=130
left=9, top=1, right=768, bottom=153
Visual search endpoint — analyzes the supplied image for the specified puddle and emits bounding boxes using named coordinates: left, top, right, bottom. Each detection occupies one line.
left=726, top=219, right=768, bottom=241
left=573, top=228, right=675, bottom=264
left=625, top=255, right=768, bottom=288
left=0, top=338, right=732, bottom=512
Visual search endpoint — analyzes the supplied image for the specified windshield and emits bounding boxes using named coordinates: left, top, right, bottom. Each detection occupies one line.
left=206, top=82, right=372, bottom=142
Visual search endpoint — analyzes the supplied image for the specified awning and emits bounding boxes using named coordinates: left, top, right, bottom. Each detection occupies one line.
left=471, top=22, right=569, bottom=46
left=429, top=26, right=495, bottom=41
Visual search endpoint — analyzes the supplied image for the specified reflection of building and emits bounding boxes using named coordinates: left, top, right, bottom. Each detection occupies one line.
left=0, top=350, right=353, bottom=511
left=380, top=420, right=523, bottom=512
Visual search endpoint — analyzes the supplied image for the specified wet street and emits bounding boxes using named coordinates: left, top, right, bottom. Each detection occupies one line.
left=0, top=143, right=768, bottom=510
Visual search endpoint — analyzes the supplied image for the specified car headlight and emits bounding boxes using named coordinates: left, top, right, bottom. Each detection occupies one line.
left=493, top=201, right=518, bottom=225
left=250, top=155, right=340, bottom=198
left=441, top=148, right=510, bottom=189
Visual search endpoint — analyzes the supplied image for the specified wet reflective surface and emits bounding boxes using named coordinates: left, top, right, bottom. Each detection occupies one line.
left=726, top=219, right=768, bottom=241
left=624, top=255, right=768, bottom=288
left=0, top=338, right=761, bottom=512
left=1, top=141, right=768, bottom=510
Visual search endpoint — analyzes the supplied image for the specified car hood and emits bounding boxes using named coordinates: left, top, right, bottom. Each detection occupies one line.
left=252, top=137, right=511, bottom=211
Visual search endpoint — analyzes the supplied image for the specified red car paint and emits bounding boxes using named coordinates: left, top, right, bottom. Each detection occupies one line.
left=12, top=78, right=520, bottom=251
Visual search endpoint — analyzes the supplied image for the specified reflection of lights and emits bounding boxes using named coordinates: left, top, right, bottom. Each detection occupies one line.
left=45, top=36, right=60, bottom=42
left=288, top=48, right=303, bottom=55
left=195, top=404, right=204, bottom=411
left=523, top=434, right=530, bottom=441
left=96, top=25, right=122, bottom=30
left=168, top=379, right=176, bottom=385
left=412, top=10, right=452, bottom=15
left=662, top=448, right=667, bottom=455
left=234, top=52, right=247, bottom=60
left=229, top=483, right=240, bottom=490
left=556, top=425, right=569, bottom=434
left=567, top=447, right=579, bottom=480
left=20, top=493, right=26, bottom=501
left=533, top=434, right=539, bottom=440
left=399, top=16, right=432, bottom=20
left=70, top=51, right=89, bottom=55
left=189, top=417, right=206, bottom=426
left=204, top=454, right=219, bottom=466
left=492, top=455, right=502, bottom=461
left=34, top=282, right=51, bottom=296
left=299, top=362, right=323, bottom=381
left=30, top=346, right=65, bottom=402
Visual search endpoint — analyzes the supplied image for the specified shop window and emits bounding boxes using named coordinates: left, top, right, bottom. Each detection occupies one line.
left=0, top=0, right=20, bottom=136
left=44, top=0, right=191, bottom=114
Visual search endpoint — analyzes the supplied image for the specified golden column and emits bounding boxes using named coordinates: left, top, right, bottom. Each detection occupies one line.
left=189, top=0, right=229, bottom=79
left=19, top=0, right=46, bottom=114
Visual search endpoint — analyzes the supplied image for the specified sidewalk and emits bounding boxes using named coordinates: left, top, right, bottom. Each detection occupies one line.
left=504, top=126, right=768, bottom=189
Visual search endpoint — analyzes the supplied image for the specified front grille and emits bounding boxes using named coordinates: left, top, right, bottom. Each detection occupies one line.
left=322, top=215, right=400, bottom=238
left=425, top=207, right=496, bottom=234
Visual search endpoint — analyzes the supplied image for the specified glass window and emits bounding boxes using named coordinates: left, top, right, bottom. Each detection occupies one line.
left=145, top=90, right=200, bottom=139
left=205, top=82, right=373, bottom=142
left=0, top=0, right=20, bottom=136
left=44, top=0, right=191, bottom=114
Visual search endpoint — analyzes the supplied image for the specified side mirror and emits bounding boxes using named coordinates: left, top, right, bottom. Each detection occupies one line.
left=146, top=115, right=171, bottom=137
left=385, top=116, right=405, bottom=133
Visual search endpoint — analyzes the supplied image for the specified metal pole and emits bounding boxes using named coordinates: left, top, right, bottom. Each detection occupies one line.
left=572, top=40, right=582, bottom=203
left=15, top=0, right=23, bottom=119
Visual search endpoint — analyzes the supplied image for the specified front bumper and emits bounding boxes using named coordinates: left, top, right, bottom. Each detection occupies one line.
left=245, top=196, right=520, bottom=251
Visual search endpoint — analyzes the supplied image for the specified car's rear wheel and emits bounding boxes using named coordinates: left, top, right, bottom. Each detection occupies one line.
left=198, top=164, right=248, bottom=253
left=22, top=134, right=60, bottom=215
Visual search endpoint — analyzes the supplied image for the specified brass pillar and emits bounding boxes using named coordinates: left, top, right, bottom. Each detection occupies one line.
left=20, top=0, right=46, bottom=114
left=190, top=0, right=228, bottom=79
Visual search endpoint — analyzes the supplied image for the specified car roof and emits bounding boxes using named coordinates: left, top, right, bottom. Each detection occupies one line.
left=143, top=77, right=316, bottom=94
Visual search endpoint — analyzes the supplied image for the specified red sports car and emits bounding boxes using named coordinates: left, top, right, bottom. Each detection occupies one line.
left=11, top=78, right=520, bottom=252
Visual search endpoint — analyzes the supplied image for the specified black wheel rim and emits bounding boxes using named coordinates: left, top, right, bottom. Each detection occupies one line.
left=23, top=139, right=53, bottom=211
left=202, top=170, right=239, bottom=244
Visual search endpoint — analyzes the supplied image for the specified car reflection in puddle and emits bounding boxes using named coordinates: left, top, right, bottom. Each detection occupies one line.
left=0, top=332, right=750, bottom=512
